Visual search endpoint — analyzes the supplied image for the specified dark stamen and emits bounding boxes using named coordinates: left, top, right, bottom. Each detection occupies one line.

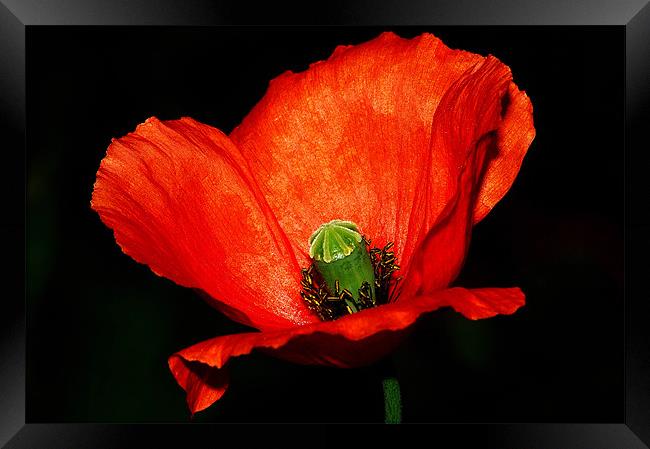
left=300, top=239, right=401, bottom=321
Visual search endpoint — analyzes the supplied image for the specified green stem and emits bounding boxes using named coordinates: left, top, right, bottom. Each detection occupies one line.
left=382, top=376, right=402, bottom=424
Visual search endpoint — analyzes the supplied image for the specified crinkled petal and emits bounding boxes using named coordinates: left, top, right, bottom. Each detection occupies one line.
left=473, top=82, right=536, bottom=223
left=91, top=117, right=317, bottom=330
left=230, top=31, right=534, bottom=280
left=168, top=286, right=524, bottom=413
left=402, top=56, right=517, bottom=294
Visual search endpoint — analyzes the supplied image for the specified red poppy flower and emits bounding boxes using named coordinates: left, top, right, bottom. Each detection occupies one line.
left=91, top=32, right=535, bottom=414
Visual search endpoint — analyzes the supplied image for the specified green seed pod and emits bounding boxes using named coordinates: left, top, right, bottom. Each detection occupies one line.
left=308, top=220, right=376, bottom=310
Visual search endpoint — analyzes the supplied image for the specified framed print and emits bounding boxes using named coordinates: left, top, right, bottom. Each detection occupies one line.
left=2, top=0, right=649, bottom=447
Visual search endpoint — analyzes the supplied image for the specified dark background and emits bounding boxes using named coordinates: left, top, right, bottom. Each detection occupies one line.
left=26, top=26, right=623, bottom=423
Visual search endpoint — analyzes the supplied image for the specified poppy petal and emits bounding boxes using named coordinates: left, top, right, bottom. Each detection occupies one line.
left=91, top=117, right=317, bottom=330
left=401, top=56, right=516, bottom=295
left=230, top=32, right=533, bottom=277
left=473, top=82, right=536, bottom=223
left=168, top=286, right=524, bottom=413
left=439, top=287, right=526, bottom=320
left=169, top=358, right=229, bottom=416
left=230, top=32, right=482, bottom=270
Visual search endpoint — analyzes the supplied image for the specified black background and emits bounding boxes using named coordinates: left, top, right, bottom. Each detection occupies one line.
left=26, top=26, right=623, bottom=423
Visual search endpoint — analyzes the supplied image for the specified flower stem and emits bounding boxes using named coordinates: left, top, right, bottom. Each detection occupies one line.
left=382, top=376, right=402, bottom=424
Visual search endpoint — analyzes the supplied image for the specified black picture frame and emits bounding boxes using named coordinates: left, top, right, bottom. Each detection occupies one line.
left=2, top=0, right=649, bottom=447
